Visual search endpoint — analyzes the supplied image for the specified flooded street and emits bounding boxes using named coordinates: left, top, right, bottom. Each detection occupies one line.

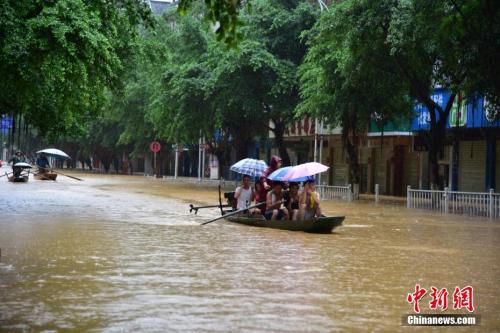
left=1, top=171, right=499, bottom=332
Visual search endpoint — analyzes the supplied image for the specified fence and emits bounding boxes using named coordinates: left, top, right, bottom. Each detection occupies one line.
left=155, top=175, right=237, bottom=188
left=157, top=176, right=355, bottom=201
left=407, top=186, right=500, bottom=219
left=317, top=184, right=353, bottom=201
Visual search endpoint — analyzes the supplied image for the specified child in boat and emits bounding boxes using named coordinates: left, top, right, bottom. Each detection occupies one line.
left=234, top=174, right=259, bottom=214
left=285, top=182, right=301, bottom=220
left=265, top=182, right=289, bottom=220
left=299, top=178, right=322, bottom=220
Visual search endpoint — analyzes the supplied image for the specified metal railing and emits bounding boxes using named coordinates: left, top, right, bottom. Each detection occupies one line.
left=317, top=184, right=353, bottom=201
left=407, top=186, right=500, bottom=219
left=150, top=175, right=237, bottom=188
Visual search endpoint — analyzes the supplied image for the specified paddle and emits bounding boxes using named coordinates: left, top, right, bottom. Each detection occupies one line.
left=0, top=171, right=13, bottom=178
left=49, top=169, right=83, bottom=181
left=190, top=203, right=230, bottom=214
left=201, top=200, right=282, bottom=225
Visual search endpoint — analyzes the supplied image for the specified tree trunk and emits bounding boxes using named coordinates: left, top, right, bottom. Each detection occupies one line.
left=426, top=95, right=455, bottom=190
left=234, top=132, right=249, bottom=161
left=341, top=111, right=360, bottom=191
left=272, top=119, right=291, bottom=166
left=393, top=57, right=456, bottom=190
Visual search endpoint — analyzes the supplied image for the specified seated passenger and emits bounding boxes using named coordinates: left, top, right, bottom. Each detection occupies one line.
left=285, top=182, right=301, bottom=220
left=235, top=175, right=259, bottom=214
left=265, top=182, right=289, bottom=221
left=254, top=182, right=266, bottom=216
left=299, top=178, right=322, bottom=220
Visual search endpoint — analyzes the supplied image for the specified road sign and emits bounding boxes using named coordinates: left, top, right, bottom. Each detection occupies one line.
left=150, top=141, right=161, bottom=153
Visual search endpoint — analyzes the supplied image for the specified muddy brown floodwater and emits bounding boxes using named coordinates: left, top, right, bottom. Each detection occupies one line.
left=0, top=170, right=499, bottom=332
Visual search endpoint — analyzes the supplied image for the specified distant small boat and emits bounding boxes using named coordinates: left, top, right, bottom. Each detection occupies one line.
left=225, top=215, right=345, bottom=233
left=8, top=175, right=29, bottom=183
left=34, top=172, right=57, bottom=181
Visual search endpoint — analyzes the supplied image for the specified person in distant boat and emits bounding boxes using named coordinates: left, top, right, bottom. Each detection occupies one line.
left=265, top=182, right=289, bottom=221
left=9, top=151, right=25, bottom=177
left=234, top=174, right=258, bottom=214
left=285, top=182, right=301, bottom=220
left=36, top=153, right=50, bottom=173
left=299, top=178, right=322, bottom=220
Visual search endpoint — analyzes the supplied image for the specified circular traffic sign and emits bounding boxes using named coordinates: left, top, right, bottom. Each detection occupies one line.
left=150, top=141, right=161, bottom=153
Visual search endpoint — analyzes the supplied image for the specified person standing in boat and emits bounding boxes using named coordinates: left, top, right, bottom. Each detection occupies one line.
left=36, top=153, right=51, bottom=173
left=258, top=155, right=282, bottom=208
left=9, top=151, right=25, bottom=177
left=234, top=174, right=258, bottom=214
left=299, top=178, right=323, bottom=220
left=260, top=156, right=282, bottom=191
left=265, top=182, right=289, bottom=221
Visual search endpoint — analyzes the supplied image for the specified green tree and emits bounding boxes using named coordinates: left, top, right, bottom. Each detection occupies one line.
left=0, top=0, right=151, bottom=137
left=300, top=0, right=499, bottom=189
left=298, top=0, right=410, bottom=188
left=243, top=0, right=318, bottom=166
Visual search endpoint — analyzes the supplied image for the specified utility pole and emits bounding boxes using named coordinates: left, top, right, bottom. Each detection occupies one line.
left=174, top=144, right=179, bottom=179
left=198, top=133, right=202, bottom=181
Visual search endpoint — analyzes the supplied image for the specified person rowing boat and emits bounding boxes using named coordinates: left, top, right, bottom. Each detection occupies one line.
left=36, top=152, right=51, bottom=173
left=234, top=174, right=261, bottom=215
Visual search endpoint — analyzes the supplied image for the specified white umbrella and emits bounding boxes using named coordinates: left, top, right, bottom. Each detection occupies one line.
left=36, top=148, right=71, bottom=160
left=13, top=162, right=32, bottom=168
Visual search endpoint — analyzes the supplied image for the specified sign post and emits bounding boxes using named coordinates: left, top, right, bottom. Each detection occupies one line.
left=149, top=141, right=161, bottom=176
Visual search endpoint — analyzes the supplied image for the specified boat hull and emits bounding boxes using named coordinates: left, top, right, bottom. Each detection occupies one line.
left=225, top=215, right=344, bottom=233
left=34, top=173, right=57, bottom=181
left=8, top=175, right=29, bottom=183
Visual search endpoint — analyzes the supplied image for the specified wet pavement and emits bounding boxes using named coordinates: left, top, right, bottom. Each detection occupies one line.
left=1, top=170, right=499, bottom=332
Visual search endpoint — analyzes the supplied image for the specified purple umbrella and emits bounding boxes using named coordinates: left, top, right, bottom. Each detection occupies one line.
left=282, top=162, right=329, bottom=181
left=268, top=166, right=309, bottom=182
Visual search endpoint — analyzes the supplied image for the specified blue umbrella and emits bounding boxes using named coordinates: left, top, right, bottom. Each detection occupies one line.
left=230, top=158, right=268, bottom=177
left=268, top=166, right=309, bottom=182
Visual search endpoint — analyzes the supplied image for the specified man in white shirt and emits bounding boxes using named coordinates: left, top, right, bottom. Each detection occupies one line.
left=234, top=174, right=256, bottom=212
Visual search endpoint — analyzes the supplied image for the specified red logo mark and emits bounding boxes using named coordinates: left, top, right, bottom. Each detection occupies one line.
left=429, top=287, right=449, bottom=311
left=407, top=284, right=427, bottom=313
left=453, top=286, right=475, bottom=312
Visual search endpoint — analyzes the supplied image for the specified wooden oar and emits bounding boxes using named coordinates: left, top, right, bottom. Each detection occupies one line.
left=201, top=200, right=281, bottom=225
left=0, top=171, right=13, bottom=178
left=49, top=169, right=83, bottom=181
left=190, top=203, right=230, bottom=214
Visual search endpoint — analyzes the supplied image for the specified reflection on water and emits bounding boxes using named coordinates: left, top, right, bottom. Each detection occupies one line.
left=1, top=171, right=499, bottom=332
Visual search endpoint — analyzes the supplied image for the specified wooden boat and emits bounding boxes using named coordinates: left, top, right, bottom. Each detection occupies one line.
left=8, top=175, right=29, bottom=183
left=34, top=172, right=57, bottom=181
left=225, top=215, right=345, bottom=233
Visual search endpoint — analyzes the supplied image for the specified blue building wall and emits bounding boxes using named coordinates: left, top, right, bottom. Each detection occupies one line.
left=412, top=89, right=500, bottom=131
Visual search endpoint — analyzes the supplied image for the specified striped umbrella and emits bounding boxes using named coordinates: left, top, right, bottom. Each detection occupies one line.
left=230, top=158, right=268, bottom=177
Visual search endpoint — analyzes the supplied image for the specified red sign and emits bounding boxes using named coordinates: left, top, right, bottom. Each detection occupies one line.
left=407, top=284, right=475, bottom=313
left=150, top=141, right=161, bottom=153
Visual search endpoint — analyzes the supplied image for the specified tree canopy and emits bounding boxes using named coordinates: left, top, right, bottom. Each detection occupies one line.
left=0, top=0, right=151, bottom=136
